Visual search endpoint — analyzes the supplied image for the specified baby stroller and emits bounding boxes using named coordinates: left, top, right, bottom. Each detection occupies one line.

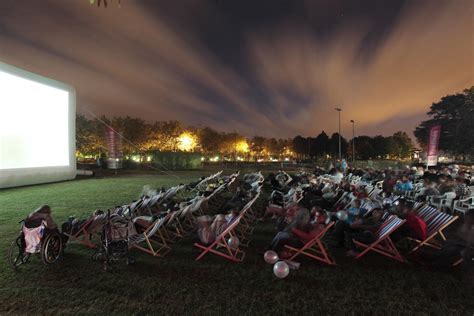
left=8, top=205, right=64, bottom=269
left=91, top=211, right=136, bottom=271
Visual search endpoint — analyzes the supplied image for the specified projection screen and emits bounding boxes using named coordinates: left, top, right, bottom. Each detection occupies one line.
left=0, top=62, right=76, bottom=189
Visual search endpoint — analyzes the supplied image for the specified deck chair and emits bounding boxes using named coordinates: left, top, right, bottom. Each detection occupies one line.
left=284, top=221, right=335, bottom=265
left=353, top=215, right=406, bottom=262
left=63, top=216, right=98, bottom=248
left=129, top=214, right=172, bottom=257
left=407, top=212, right=459, bottom=254
left=162, top=209, right=186, bottom=242
left=412, top=201, right=425, bottom=211
left=194, top=218, right=245, bottom=262
left=416, top=204, right=439, bottom=222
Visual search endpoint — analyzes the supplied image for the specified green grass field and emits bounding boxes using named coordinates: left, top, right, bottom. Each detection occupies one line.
left=0, top=171, right=473, bottom=315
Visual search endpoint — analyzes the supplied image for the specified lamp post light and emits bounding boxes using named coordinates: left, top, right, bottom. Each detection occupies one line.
left=350, top=120, right=355, bottom=164
left=335, top=108, right=342, bottom=159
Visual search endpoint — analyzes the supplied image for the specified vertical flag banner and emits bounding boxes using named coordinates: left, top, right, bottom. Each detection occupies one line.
left=106, top=126, right=123, bottom=169
left=426, top=125, right=441, bottom=166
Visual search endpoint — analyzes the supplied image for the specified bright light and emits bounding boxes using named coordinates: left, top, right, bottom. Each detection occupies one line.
left=0, top=62, right=76, bottom=188
left=284, top=157, right=290, bottom=161
left=0, top=71, right=69, bottom=169
left=177, top=132, right=196, bottom=151
left=235, top=140, right=249, bottom=153
left=146, top=156, right=152, bottom=162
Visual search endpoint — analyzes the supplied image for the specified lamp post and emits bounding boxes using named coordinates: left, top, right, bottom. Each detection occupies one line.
left=335, top=108, right=342, bottom=159
left=350, top=120, right=355, bottom=164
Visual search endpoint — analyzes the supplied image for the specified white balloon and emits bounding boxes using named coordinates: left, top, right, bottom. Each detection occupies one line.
left=273, top=261, right=290, bottom=279
left=336, top=210, right=348, bottom=221
left=227, top=236, right=240, bottom=250
left=264, top=250, right=279, bottom=264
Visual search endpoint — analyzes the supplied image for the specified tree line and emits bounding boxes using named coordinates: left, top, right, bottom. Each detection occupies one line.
left=77, top=86, right=473, bottom=162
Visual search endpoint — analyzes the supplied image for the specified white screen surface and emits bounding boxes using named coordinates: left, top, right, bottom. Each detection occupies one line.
left=0, top=62, right=76, bottom=189
left=0, top=71, right=69, bottom=169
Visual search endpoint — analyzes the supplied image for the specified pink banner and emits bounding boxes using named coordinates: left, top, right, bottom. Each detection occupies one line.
left=106, top=127, right=122, bottom=159
left=427, top=125, right=441, bottom=166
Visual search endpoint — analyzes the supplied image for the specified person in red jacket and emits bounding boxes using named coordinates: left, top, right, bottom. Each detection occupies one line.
left=392, top=200, right=427, bottom=242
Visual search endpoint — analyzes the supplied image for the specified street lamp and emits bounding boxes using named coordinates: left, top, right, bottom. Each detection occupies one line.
left=335, top=108, right=342, bottom=159
left=350, top=120, right=355, bottom=163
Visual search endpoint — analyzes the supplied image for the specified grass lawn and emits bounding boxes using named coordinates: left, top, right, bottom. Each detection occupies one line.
left=0, top=171, right=473, bottom=315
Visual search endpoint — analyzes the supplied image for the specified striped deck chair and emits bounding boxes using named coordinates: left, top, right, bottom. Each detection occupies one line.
left=284, top=221, right=336, bottom=265
left=353, top=215, right=406, bottom=262
left=129, top=214, right=171, bottom=257
left=194, top=217, right=244, bottom=262
left=234, top=193, right=261, bottom=246
left=162, top=209, right=186, bottom=242
left=412, top=201, right=425, bottom=211
left=416, top=204, right=439, bottom=222
left=407, top=212, right=458, bottom=253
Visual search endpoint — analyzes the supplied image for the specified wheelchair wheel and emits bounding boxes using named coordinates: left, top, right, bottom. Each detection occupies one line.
left=8, top=235, right=29, bottom=269
left=40, top=231, right=63, bottom=265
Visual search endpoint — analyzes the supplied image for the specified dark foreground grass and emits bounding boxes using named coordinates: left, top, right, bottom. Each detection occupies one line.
left=0, top=172, right=473, bottom=315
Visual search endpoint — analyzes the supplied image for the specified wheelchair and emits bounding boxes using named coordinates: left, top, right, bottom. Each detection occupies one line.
left=8, top=208, right=64, bottom=269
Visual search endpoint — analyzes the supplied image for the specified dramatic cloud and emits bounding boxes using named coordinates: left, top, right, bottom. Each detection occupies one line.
left=0, top=0, right=472, bottom=139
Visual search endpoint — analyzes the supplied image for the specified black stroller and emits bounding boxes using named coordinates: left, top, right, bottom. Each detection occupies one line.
left=91, top=211, right=136, bottom=271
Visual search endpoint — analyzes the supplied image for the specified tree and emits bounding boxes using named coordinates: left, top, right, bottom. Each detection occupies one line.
left=414, top=87, right=474, bottom=159
left=111, top=116, right=150, bottom=154
left=292, top=136, right=308, bottom=159
left=328, top=133, right=348, bottom=158
left=352, top=136, right=376, bottom=160
left=391, top=131, right=413, bottom=159
left=313, top=131, right=329, bottom=157
left=76, top=114, right=106, bottom=156
left=250, top=136, right=266, bottom=160
left=198, top=127, right=222, bottom=154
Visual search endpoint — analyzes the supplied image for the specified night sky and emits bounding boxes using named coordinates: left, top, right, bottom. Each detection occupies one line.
left=0, top=0, right=472, bottom=138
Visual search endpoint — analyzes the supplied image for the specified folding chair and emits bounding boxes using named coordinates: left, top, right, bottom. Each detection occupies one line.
left=284, top=221, right=335, bottom=265
left=353, top=215, right=406, bottom=262
left=194, top=218, right=245, bottom=262
left=63, top=216, right=97, bottom=248
left=407, top=212, right=458, bottom=253
left=129, top=214, right=172, bottom=257
left=453, top=197, right=474, bottom=217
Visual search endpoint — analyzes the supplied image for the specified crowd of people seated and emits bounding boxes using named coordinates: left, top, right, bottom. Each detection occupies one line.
left=265, top=163, right=473, bottom=266
left=195, top=173, right=263, bottom=246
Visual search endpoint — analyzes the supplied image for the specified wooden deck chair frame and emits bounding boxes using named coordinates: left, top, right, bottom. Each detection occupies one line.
left=284, top=221, right=336, bottom=265
left=194, top=218, right=245, bottom=262
left=353, top=215, right=406, bottom=262
left=130, top=215, right=172, bottom=257
left=233, top=193, right=260, bottom=246
left=63, top=217, right=97, bottom=248
left=163, top=209, right=188, bottom=242
left=407, top=212, right=459, bottom=254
